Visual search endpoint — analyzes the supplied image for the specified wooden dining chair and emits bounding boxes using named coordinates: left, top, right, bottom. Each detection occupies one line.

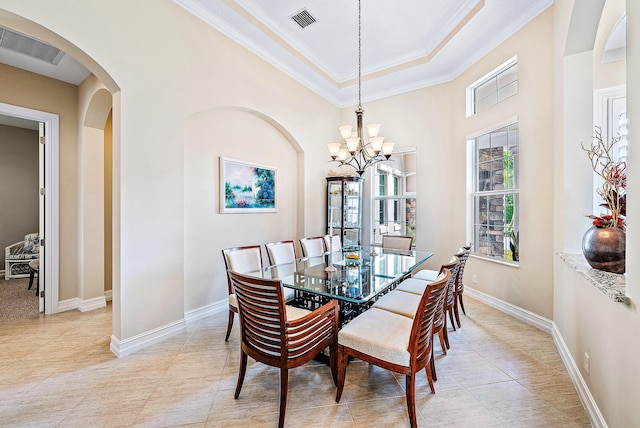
left=299, top=236, right=326, bottom=257
left=265, top=240, right=297, bottom=266
left=229, top=271, right=339, bottom=428
left=453, top=244, right=472, bottom=328
left=221, top=245, right=263, bottom=341
left=335, top=269, right=451, bottom=428
left=373, top=257, right=460, bottom=381
left=382, top=235, right=413, bottom=251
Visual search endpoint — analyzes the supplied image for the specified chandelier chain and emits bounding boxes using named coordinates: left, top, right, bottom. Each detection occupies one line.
left=358, top=0, right=362, bottom=110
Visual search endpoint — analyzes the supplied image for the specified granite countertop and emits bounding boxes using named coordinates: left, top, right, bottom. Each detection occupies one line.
left=558, top=252, right=628, bottom=304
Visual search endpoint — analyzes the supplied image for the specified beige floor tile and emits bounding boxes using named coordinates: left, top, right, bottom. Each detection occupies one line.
left=0, top=298, right=591, bottom=427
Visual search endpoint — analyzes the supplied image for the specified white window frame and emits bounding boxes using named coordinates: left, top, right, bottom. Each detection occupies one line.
left=593, top=86, right=627, bottom=216
left=466, top=56, right=518, bottom=117
left=467, top=118, right=520, bottom=264
left=370, top=148, right=416, bottom=246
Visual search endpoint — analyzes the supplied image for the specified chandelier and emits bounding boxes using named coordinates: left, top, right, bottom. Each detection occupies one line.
left=327, top=0, right=394, bottom=176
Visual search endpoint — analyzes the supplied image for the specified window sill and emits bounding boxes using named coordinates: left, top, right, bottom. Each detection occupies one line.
left=557, top=252, right=628, bottom=305
left=469, top=253, right=519, bottom=268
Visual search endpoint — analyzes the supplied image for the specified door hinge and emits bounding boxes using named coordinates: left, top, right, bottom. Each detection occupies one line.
left=40, top=238, right=45, bottom=247
left=39, top=136, right=45, bottom=144
left=40, top=187, right=46, bottom=196
left=40, top=290, right=45, bottom=298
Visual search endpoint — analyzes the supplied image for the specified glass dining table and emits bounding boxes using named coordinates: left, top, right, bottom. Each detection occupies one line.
left=247, top=246, right=433, bottom=326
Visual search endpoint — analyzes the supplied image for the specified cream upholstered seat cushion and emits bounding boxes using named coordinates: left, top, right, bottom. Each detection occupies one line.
left=229, top=293, right=237, bottom=308
left=285, top=305, right=311, bottom=320
left=338, top=308, right=413, bottom=367
left=412, top=269, right=439, bottom=282
left=372, top=290, right=421, bottom=318
left=395, top=278, right=429, bottom=295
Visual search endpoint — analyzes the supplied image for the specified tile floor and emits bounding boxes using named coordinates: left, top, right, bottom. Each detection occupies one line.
left=0, top=297, right=591, bottom=427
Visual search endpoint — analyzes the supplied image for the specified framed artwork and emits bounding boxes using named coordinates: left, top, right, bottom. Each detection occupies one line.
left=220, top=157, right=277, bottom=213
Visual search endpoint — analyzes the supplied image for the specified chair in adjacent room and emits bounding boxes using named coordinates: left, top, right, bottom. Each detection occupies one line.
left=221, top=245, right=264, bottom=341
left=5, top=233, right=40, bottom=280
left=381, top=235, right=413, bottom=251
left=229, top=270, right=339, bottom=428
left=265, top=240, right=297, bottom=266
left=335, top=269, right=451, bottom=428
left=299, top=236, right=326, bottom=257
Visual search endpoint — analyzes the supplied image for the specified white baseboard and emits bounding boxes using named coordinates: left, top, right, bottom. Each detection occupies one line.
left=57, top=296, right=106, bottom=313
left=104, top=289, right=112, bottom=302
left=465, top=286, right=553, bottom=333
left=110, top=319, right=187, bottom=358
left=184, top=299, right=227, bottom=324
left=57, top=298, right=80, bottom=312
left=552, top=324, right=607, bottom=428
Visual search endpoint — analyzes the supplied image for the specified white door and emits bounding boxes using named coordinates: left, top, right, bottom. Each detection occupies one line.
left=38, top=122, right=45, bottom=312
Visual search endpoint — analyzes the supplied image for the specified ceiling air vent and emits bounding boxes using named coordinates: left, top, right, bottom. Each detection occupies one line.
left=0, top=27, right=64, bottom=65
left=291, top=9, right=316, bottom=29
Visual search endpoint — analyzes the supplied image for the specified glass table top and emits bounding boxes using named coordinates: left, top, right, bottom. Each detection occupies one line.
left=247, top=246, right=433, bottom=305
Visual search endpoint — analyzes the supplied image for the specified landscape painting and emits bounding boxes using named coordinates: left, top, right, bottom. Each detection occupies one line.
left=220, top=157, right=277, bottom=213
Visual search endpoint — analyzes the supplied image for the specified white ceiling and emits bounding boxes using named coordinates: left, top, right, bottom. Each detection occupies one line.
left=1, top=1, right=557, bottom=113
left=175, top=0, right=554, bottom=106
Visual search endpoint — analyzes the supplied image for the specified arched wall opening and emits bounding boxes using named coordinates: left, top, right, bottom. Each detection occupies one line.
left=79, top=87, right=113, bottom=308
left=0, top=9, right=121, bottom=333
left=183, top=106, right=305, bottom=314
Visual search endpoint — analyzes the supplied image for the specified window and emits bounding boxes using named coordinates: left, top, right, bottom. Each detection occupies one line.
left=470, top=123, right=519, bottom=263
left=372, top=150, right=416, bottom=246
left=468, top=56, right=518, bottom=116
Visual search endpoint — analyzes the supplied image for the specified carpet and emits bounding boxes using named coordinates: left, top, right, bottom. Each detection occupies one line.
left=0, top=277, right=39, bottom=322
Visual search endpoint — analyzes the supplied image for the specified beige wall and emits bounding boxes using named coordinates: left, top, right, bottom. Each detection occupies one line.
left=0, top=63, right=78, bottom=299
left=552, top=0, right=640, bottom=425
left=0, top=2, right=638, bottom=424
left=454, top=9, right=556, bottom=319
left=0, top=124, right=38, bottom=252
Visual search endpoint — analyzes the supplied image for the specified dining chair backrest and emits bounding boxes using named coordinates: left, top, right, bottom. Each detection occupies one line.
left=265, top=240, right=296, bottom=266
left=455, top=245, right=472, bottom=294
left=382, top=235, right=413, bottom=251
left=222, top=245, right=263, bottom=295
left=323, top=234, right=342, bottom=252
left=299, top=236, right=326, bottom=257
left=228, top=270, right=339, bottom=428
left=409, top=269, right=451, bottom=366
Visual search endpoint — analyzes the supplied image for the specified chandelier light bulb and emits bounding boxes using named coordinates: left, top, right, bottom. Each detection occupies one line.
left=339, top=125, right=353, bottom=140
left=369, top=136, right=385, bottom=154
left=382, top=141, right=395, bottom=159
left=327, top=142, right=342, bottom=159
left=367, top=123, right=381, bottom=138
left=338, top=148, right=350, bottom=161
left=345, top=137, right=360, bottom=153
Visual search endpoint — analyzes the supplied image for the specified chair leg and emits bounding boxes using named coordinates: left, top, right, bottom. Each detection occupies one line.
left=234, top=350, right=248, bottom=399
left=426, top=358, right=436, bottom=394
left=225, top=310, right=235, bottom=341
left=459, top=294, right=466, bottom=314
left=453, top=300, right=461, bottom=328
left=329, top=339, right=338, bottom=387
left=442, top=317, right=450, bottom=349
left=335, top=346, right=349, bottom=402
left=429, top=347, right=437, bottom=381
left=438, top=330, right=447, bottom=355
left=278, top=368, right=289, bottom=428
left=448, top=306, right=456, bottom=331
left=28, top=271, right=35, bottom=290
left=405, top=372, right=418, bottom=428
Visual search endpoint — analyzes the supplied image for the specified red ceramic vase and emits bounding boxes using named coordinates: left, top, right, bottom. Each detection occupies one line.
left=582, top=226, right=626, bottom=274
